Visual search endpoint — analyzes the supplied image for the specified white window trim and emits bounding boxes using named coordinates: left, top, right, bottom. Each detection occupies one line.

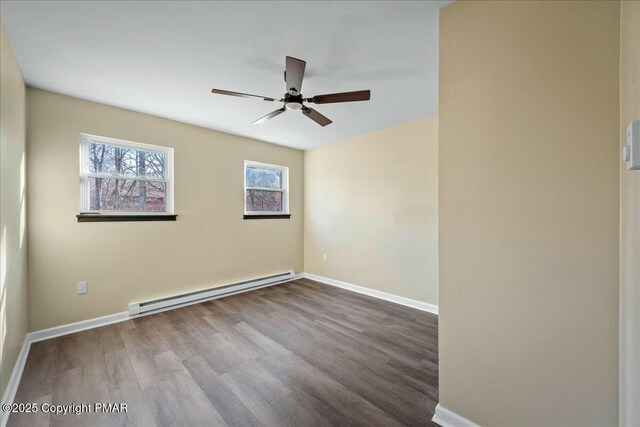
left=244, top=160, right=289, bottom=216
left=79, top=133, right=175, bottom=215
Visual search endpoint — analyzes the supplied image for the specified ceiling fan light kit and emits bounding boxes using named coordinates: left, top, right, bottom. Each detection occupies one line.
left=211, top=56, right=371, bottom=127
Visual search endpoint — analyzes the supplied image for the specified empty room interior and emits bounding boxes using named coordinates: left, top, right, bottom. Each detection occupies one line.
left=0, top=1, right=639, bottom=426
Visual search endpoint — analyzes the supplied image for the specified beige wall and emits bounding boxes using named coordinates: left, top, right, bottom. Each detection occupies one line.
left=27, top=89, right=303, bottom=331
left=0, top=24, right=28, bottom=398
left=619, top=1, right=640, bottom=425
left=304, top=116, right=438, bottom=305
left=439, top=1, right=620, bottom=426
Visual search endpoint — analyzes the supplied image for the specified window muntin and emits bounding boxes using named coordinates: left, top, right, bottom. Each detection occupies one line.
left=244, top=161, right=288, bottom=215
left=80, top=134, right=174, bottom=215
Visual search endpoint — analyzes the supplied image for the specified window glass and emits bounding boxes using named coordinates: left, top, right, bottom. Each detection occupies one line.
left=244, top=161, right=288, bottom=215
left=81, top=135, right=173, bottom=214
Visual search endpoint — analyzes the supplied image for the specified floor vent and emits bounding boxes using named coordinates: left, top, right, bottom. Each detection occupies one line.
left=129, top=271, right=295, bottom=318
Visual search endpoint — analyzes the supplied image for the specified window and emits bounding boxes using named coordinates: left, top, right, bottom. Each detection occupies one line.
left=244, top=160, right=289, bottom=218
left=79, top=134, right=174, bottom=217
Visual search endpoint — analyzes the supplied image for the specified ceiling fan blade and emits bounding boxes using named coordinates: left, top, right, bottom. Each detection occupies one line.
left=211, top=88, right=277, bottom=102
left=301, top=107, right=332, bottom=127
left=285, top=56, right=306, bottom=95
left=252, top=108, right=286, bottom=125
left=308, top=90, right=371, bottom=104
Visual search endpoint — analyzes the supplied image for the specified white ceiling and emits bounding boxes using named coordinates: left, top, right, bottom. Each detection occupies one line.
left=1, top=1, right=449, bottom=150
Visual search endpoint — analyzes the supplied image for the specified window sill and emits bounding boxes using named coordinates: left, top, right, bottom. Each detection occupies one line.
left=243, top=214, right=291, bottom=220
left=77, top=214, right=178, bottom=222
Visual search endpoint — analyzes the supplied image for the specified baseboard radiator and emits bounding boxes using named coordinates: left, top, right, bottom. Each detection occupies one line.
left=128, top=271, right=295, bottom=318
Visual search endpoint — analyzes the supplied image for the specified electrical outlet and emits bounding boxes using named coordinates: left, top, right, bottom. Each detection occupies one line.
left=77, top=281, right=87, bottom=294
left=323, top=253, right=327, bottom=261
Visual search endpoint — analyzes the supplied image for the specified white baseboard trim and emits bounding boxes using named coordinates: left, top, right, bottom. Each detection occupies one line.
left=302, top=272, right=438, bottom=315
left=0, top=336, right=31, bottom=427
left=28, top=311, right=130, bottom=343
left=27, top=274, right=307, bottom=343
left=432, top=404, right=482, bottom=427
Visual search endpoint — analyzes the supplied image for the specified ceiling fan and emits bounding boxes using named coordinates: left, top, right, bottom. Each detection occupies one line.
left=211, top=56, right=371, bottom=127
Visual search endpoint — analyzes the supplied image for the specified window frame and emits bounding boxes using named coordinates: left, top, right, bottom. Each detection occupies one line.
left=243, top=160, right=289, bottom=217
left=79, top=133, right=175, bottom=216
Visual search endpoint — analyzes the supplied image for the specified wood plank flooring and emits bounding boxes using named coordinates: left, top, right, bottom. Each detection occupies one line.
left=8, top=279, right=439, bottom=427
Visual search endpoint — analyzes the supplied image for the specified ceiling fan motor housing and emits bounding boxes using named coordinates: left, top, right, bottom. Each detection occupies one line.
left=284, top=93, right=304, bottom=110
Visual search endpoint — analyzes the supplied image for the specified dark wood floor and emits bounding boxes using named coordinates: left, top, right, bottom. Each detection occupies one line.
left=9, top=279, right=439, bottom=427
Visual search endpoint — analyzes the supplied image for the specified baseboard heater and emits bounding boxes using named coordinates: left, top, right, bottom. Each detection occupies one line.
left=128, top=271, right=295, bottom=318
